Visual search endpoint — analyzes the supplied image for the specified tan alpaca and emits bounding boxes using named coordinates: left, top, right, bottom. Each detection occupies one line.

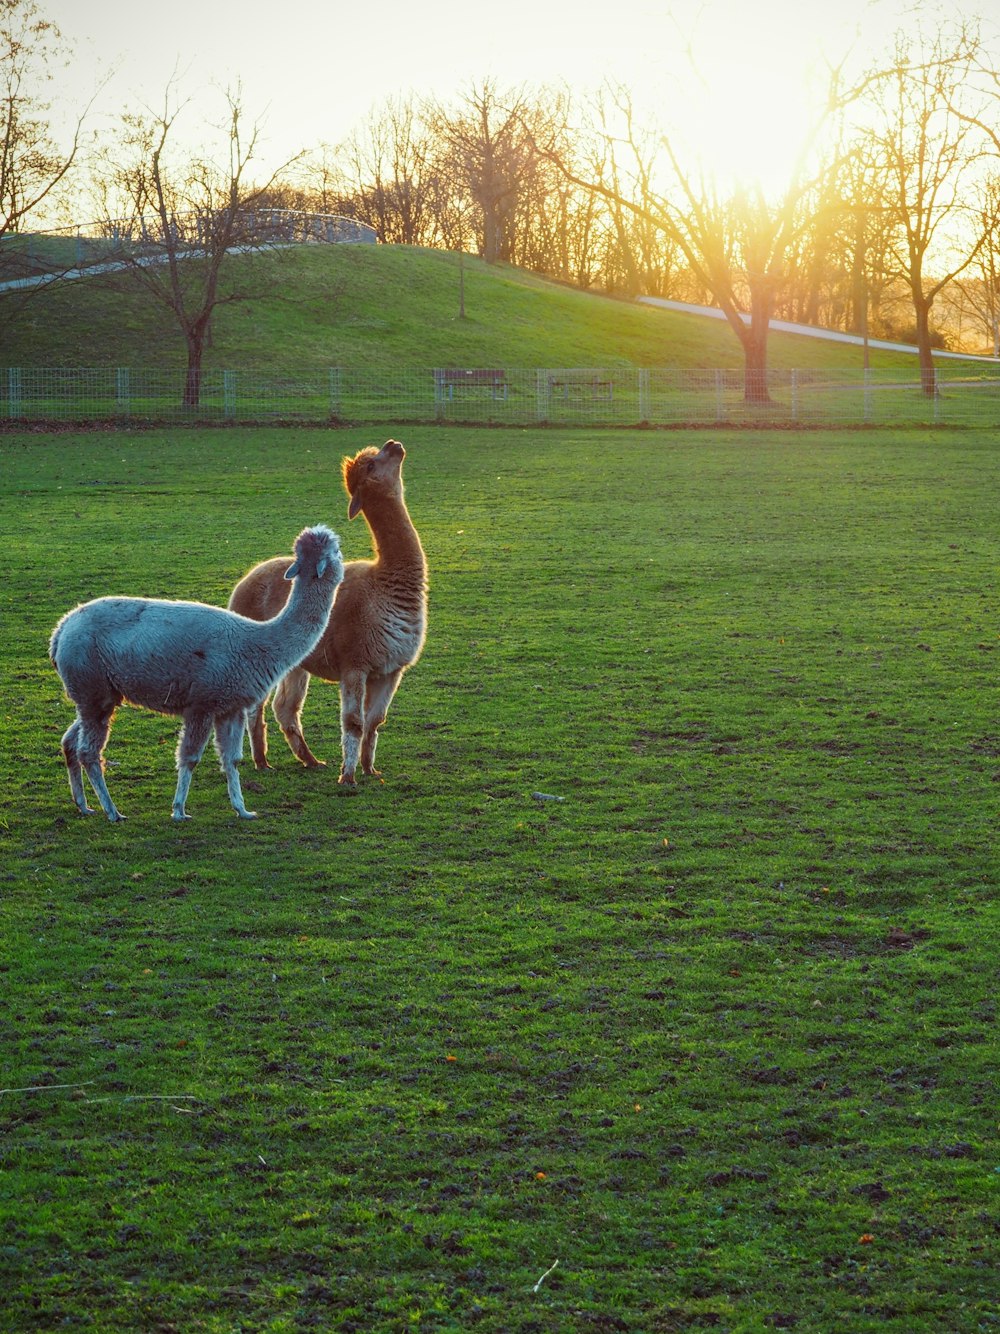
left=228, top=439, right=428, bottom=784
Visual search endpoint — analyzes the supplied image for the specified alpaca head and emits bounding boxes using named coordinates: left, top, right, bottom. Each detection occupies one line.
left=284, top=524, right=344, bottom=583
left=342, top=438, right=406, bottom=521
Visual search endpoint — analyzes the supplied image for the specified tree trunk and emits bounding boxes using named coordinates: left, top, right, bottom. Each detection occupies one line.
left=482, top=206, right=500, bottom=264
left=847, top=209, right=867, bottom=336
left=743, top=277, right=774, bottom=403
left=743, top=330, right=771, bottom=404
left=183, top=340, right=204, bottom=410
left=913, top=299, right=936, bottom=398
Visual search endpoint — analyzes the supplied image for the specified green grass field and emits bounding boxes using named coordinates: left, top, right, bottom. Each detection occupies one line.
left=1, top=424, right=997, bottom=1332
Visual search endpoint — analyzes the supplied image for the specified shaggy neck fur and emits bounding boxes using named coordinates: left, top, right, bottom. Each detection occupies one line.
left=363, top=488, right=428, bottom=600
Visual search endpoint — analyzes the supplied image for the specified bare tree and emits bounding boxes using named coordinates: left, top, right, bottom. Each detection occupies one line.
left=92, top=81, right=302, bottom=408
left=0, top=0, right=103, bottom=342
left=861, top=24, right=987, bottom=394
left=955, top=173, right=1000, bottom=354
left=579, top=92, right=684, bottom=298
left=336, top=95, right=440, bottom=246
left=285, top=143, right=345, bottom=215
left=771, top=144, right=898, bottom=359
left=0, top=0, right=95, bottom=242
left=547, top=85, right=846, bottom=402
left=431, top=79, right=554, bottom=266
left=832, top=146, right=898, bottom=343
left=320, top=80, right=661, bottom=294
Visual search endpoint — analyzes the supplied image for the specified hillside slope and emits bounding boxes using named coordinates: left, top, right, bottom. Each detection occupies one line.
left=1, top=242, right=927, bottom=373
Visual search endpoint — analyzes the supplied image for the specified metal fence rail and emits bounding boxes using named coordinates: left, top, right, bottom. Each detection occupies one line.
left=2, top=365, right=1000, bottom=427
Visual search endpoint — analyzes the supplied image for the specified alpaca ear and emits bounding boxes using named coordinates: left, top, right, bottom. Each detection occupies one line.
left=316, top=556, right=332, bottom=578
left=284, top=559, right=301, bottom=581
left=349, top=493, right=363, bottom=520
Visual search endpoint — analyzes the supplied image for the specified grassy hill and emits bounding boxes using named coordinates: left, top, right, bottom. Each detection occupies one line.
left=1, top=242, right=931, bottom=373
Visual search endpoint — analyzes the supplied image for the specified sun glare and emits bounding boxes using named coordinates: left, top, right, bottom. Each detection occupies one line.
left=40, top=0, right=908, bottom=209
left=644, top=0, right=869, bottom=197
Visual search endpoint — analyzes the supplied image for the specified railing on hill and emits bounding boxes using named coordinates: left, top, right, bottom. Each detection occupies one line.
left=2, top=365, right=1000, bottom=428
left=0, top=209, right=376, bottom=280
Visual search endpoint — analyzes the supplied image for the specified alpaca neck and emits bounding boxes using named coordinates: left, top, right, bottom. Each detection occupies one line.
left=367, top=498, right=426, bottom=578
left=270, top=574, right=332, bottom=645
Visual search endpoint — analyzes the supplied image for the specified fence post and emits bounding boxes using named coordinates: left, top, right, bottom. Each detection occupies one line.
left=536, top=369, right=549, bottom=423
left=863, top=367, right=872, bottom=423
left=116, top=368, right=130, bottom=416
left=8, top=367, right=22, bottom=419
left=223, top=369, right=236, bottom=421
left=433, top=369, right=445, bottom=420
left=638, top=368, right=650, bottom=422
left=791, top=369, right=798, bottom=422
left=715, top=369, right=724, bottom=423
left=329, top=367, right=341, bottom=418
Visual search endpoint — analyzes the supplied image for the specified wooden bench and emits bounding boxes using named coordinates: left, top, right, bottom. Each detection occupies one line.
left=434, top=368, right=508, bottom=401
left=548, top=374, right=613, bottom=401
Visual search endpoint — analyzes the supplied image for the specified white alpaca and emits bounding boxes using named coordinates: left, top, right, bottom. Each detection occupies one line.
left=49, top=525, right=344, bottom=822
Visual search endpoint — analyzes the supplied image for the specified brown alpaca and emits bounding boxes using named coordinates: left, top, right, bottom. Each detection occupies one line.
left=228, top=439, right=427, bottom=784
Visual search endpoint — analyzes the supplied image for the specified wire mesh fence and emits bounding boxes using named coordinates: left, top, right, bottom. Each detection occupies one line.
left=2, top=364, right=1000, bottom=428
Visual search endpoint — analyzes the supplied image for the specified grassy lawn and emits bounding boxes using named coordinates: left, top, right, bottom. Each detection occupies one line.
left=1, top=424, right=997, bottom=1332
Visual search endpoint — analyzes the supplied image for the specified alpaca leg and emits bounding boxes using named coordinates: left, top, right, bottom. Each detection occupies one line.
left=67, top=706, right=122, bottom=822
left=246, top=697, right=272, bottom=771
left=338, top=670, right=367, bottom=785
left=60, top=718, right=93, bottom=815
left=62, top=711, right=120, bottom=820
left=360, top=669, right=403, bottom=778
left=172, top=713, right=213, bottom=821
left=214, top=711, right=257, bottom=819
left=273, top=667, right=324, bottom=768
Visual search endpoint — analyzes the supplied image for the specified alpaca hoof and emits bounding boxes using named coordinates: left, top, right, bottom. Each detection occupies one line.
left=303, top=758, right=326, bottom=769
left=107, top=811, right=126, bottom=823
left=253, top=759, right=273, bottom=772
left=172, top=811, right=192, bottom=822
left=236, top=810, right=258, bottom=820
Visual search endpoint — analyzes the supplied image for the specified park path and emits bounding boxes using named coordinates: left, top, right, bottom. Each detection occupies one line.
left=638, top=295, right=998, bottom=362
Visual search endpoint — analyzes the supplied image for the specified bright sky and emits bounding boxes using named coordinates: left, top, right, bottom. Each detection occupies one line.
left=46, top=0, right=922, bottom=203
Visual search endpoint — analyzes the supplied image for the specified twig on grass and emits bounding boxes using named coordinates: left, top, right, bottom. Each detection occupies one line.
left=0, top=1080, right=95, bottom=1095
left=120, top=1093, right=204, bottom=1103
left=79, top=1092, right=206, bottom=1109
left=532, top=1259, right=560, bottom=1293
